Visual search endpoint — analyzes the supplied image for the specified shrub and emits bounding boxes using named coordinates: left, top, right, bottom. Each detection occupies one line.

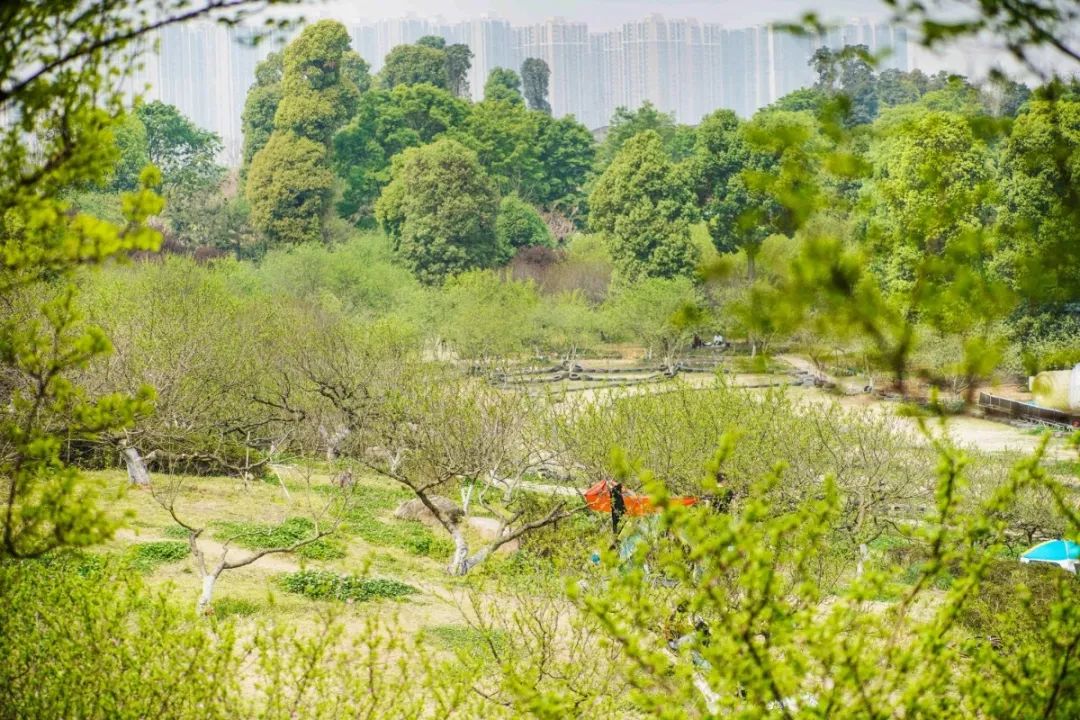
left=0, top=556, right=246, bottom=716
left=956, top=560, right=1065, bottom=653
left=295, top=539, right=347, bottom=560
left=496, top=194, right=553, bottom=258
left=277, top=570, right=417, bottom=602
left=125, top=541, right=190, bottom=573
left=509, top=235, right=613, bottom=302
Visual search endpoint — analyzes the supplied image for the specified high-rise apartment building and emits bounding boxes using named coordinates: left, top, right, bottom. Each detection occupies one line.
left=133, top=15, right=913, bottom=161
left=457, top=18, right=518, bottom=101
left=516, top=19, right=590, bottom=118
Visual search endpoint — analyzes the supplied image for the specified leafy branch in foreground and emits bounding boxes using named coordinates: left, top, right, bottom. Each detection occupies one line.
left=0, top=0, right=299, bottom=558
left=533, top=430, right=1080, bottom=718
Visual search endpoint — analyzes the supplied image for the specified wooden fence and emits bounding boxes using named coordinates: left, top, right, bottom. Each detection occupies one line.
left=978, top=392, right=1079, bottom=429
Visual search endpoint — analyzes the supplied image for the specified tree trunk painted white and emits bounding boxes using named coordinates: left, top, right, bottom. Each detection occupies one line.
left=692, top=673, right=721, bottom=714
left=319, top=425, right=349, bottom=464
left=122, top=446, right=151, bottom=486
left=448, top=523, right=470, bottom=576
left=464, top=545, right=493, bottom=571
left=196, top=573, right=218, bottom=615
left=460, top=482, right=474, bottom=516
left=856, top=542, right=869, bottom=579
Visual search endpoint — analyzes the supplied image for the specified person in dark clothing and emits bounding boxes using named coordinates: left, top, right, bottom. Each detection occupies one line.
left=610, top=481, right=626, bottom=536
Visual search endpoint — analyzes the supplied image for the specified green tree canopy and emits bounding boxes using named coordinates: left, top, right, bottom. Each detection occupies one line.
left=135, top=100, right=222, bottom=185
left=997, top=97, right=1080, bottom=302
left=274, top=20, right=368, bottom=145
left=132, top=102, right=230, bottom=253
left=375, top=138, right=500, bottom=283
left=769, top=87, right=829, bottom=114
left=602, top=276, right=710, bottom=364
left=457, top=100, right=594, bottom=209
left=381, top=38, right=472, bottom=97
left=589, top=130, right=699, bottom=280
left=334, top=83, right=469, bottom=222
left=696, top=110, right=824, bottom=280
left=876, top=67, right=924, bottom=108
left=811, top=44, right=879, bottom=125
left=597, top=101, right=699, bottom=170
left=416, top=35, right=446, bottom=49
left=691, top=109, right=753, bottom=272
left=108, top=112, right=150, bottom=192
left=483, top=67, right=524, bottom=105
left=864, top=110, right=995, bottom=294
left=240, top=51, right=283, bottom=173
left=246, top=132, right=334, bottom=246
left=437, top=270, right=541, bottom=361
left=532, top=113, right=596, bottom=209
left=521, top=57, right=551, bottom=114
left=496, top=194, right=553, bottom=258
left=458, top=99, right=540, bottom=196
left=380, top=43, right=450, bottom=90
left=444, top=43, right=474, bottom=98
left=248, top=21, right=363, bottom=247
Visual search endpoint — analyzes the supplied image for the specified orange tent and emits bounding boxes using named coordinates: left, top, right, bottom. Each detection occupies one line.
left=583, top=480, right=697, bottom=517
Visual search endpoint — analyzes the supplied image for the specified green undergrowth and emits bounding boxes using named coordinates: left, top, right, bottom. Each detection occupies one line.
left=473, top=549, right=576, bottom=593
left=16, top=550, right=108, bottom=578
left=278, top=569, right=417, bottom=602
left=212, top=517, right=346, bottom=560
left=727, top=355, right=785, bottom=374
left=335, top=480, right=454, bottom=558
left=125, top=541, right=190, bottom=572
left=425, top=624, right=508, bottom=657
left=162, top=524, right=191, bottom=539
left=347, top=509, right=453, bottom=557
left=212, top=596, right=261, bottom=617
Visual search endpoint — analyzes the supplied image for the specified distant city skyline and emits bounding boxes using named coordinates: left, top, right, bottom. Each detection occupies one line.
left=271, top=1, right=1058, bottom=78
left=284, top=1, right=891, bottom=32
left=127, top=10, right=1022, bottom=164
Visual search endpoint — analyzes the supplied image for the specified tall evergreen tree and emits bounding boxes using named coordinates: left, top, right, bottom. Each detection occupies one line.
left=274, top=20, right=367, bottom=144
left=240, top=51, right=282, bottom=174
left=376, top=138, right=500, bottom=283
left=521, top=57, right=552, bottom=114
left=247, top=21, right=365, bottom=245
left=589, top=130, right=699, bottom=280
left=483, top=68, right=524, bottom=105
left=380, top=44, right=450, bottom=90
left=445, top=44, right=474, bottom=98
left=334, top=83, right=469, bottom=222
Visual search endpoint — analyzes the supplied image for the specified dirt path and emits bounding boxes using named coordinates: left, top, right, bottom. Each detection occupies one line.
left=787, top=386, right=1071, bottom=457
left=777, top=354, right=832, bottom=382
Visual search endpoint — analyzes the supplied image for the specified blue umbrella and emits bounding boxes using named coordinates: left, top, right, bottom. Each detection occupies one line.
left=1020, top=540, right=1080, bottom=572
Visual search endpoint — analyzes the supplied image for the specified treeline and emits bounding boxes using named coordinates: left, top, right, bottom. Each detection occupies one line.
left=79, top=20, right=1080, bottom=385
left=237, top=22, right=594, bottom=283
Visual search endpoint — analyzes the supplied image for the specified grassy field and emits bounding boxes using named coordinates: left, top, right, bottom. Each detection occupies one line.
left=91, top=467, right=519, bottom=638
left=83, top=361, right=1069, bottom=651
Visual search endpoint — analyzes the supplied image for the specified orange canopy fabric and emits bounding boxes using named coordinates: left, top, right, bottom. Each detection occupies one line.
left=583, top=480, right=697, bottom=516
